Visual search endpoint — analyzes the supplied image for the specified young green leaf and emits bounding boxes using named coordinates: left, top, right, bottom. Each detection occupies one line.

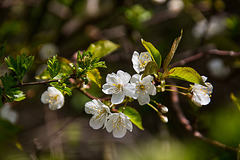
left=141, top=39, right=161, bottom=68
left=142, top=61, right=158, bottom=79
left=87, top=69, right=102, bottom=88
left=168, top=67, right=205, bottom=85
left=87, top=40, right=120, bottom=59
left=119, top=106, right=144, bottom=130
left=5, top=54, right=34, bottom=82
left=36, top=56, right=73, bottom=80
left=163, top=30, right=183, bottom=71
left=50, top=82, right=72, bottom=96
left=47, top=55, right=61, bottom=79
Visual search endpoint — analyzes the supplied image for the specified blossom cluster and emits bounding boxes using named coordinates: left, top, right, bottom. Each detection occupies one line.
left=40, top=50, right=213, bottom=138
left=84, top=51, right=157, bottom=138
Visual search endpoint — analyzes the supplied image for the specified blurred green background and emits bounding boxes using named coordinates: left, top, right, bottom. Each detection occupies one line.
left=0, top=0, right=240, bottom=159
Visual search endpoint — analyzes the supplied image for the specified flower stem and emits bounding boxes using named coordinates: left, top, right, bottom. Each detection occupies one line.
left=147, top=103, right=162, bottom=117
left=165, top=84, right=189, bottom=90
left=164, top=89, right=187, bottom=96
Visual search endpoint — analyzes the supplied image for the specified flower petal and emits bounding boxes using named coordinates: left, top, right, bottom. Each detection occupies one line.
left=117, top=70, right=131, bottom=85
left=138, top=94, right=150, bottom=106
left=111, top=92, right=125, bottom=104
left=113, top=127, right=127, bottom=138
left=89, top=115, right=105, bottom=129
left=41, top=91, right=49, bottom=104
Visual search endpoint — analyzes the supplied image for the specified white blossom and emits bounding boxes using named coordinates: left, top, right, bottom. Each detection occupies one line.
left=41, top=87, right=64, bottom=110
left=130, top=74, right=156, bottom=106
left=85, top=99, right=111, bottom=129
left=191, top=76, right=213, bottom=106
left=102, top=70, right=135, bottom=104
left=132, top=51, right=152, bottom=73
left=0, top=103, right=18, bottom=124
left=105, top=112, right=133, bottom=138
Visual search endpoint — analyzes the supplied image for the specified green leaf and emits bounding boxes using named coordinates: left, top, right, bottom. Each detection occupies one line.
left=36, top=56, right=73, bottom=80
left=7, top=89, right=25, bottom=101
left=168, top=67, right=205, bottom=85
left=163, top=29, right=183, bottom=71
left=4, top=54, right=34, bottom=82
left=119, top=106, right=144, bottom=130
left=141, top=39, right=161, bottom=68
left=0, top=73, right=17, bottom=91
left=0, top=73, right=25, bottom=102
left=230, top=93, right=240, bottom=111
left=142, top=61, right=158, bottom=79
left=50, top=83, right=72, bottom=96
left=87, top=40, right=120, bottom=59
left=47, top=55, right=61, bottom=79
left=87, top=69, right=102, bottom=88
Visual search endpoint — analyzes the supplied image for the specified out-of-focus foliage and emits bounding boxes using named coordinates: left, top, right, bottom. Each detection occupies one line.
left=0, top=0, right=240, bottom=159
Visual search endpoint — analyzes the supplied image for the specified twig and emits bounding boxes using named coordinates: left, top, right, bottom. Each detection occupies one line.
left=170, top=84, right=238, bottom=153
left=172, top=49, right=240, bottom=67
left=80, top=89, right=111, bottom=101
left=13, top=79, right=59, bottom=88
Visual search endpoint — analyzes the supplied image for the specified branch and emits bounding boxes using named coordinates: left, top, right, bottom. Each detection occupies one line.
left=169, top=83, right=238, bottom=153
left=172, top=49, right=240, bottom=67
left=80, top=89, right=111, bottom=101
left=13, top=79, right=59, bottom=88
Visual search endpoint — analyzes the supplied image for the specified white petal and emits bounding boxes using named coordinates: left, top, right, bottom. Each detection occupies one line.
left=130, top=74, right=140, bottom=83
left=111, top=92, right=125, bottom=104
left=89, top=115, right=105, bottom=129
left=124, top=83, right=136, bottom=98
left=49, top=104, right=60, bottom=110
left=132, top=51, right=141, bottom=73
left=106, top=114, right=118, bottom=132
left=146, top=83, right=156, bottom=95
left=85, top=101, right=97, bottom=114
left=125, top=119, right=133, bottom=132
left=201, top=76, right=208, bottom=82
left=192, top=92, right=210, bottom=106
left=102, top=84, right=115, bottom=94
left=142, top=75, right=153, bottom=84
left=41, top=91, right=50, bottom=104
left=138, top=94, right=150, bottom=106
left=106, top=73, right=118, bottom=84
left=117, top=70, right=131, bottom=85
left=113, top=127, right=127, bottom=138
left=132, top=51, right=140, bottom=64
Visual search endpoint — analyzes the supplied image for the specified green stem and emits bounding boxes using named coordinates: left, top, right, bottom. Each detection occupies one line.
left=165, top=89, right=187, bottom=96
left=150, top=99, right=159, bottom=105
left=147, top=103, right=162, bottom=117
left=165, top=84, right=189, bottom=90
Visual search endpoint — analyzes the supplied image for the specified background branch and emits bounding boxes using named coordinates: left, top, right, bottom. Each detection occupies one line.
left=169, top=83, right=238, bottom=153
left=172, top=49, right=240, bottom=67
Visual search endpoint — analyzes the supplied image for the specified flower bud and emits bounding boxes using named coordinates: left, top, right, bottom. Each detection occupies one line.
left=160, top=115, right=168, bottom=123
left=161, top=106, right=168, bottom=113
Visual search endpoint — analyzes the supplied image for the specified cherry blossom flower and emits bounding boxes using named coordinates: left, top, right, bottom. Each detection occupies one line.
left=191, top=76, right=213, bottom=106
left=85, top=99, right=111, bottom=129
left=130, top=74, right=156, bottom=105
left=132, top=51, right=152, bottom=73
left=102, top=70, right=134, bottom=104
left=105, top=112, right=133, bottom=138
left=41, top=87, right=64, bottom=110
